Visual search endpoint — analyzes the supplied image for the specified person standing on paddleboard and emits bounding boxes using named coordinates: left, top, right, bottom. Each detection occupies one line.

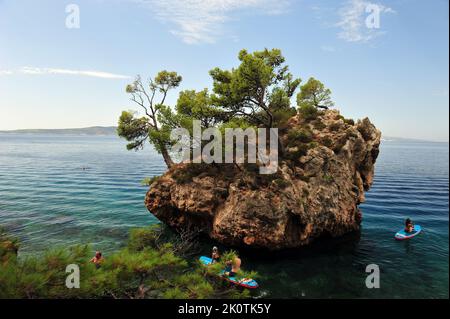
left=211, top=246, right=220, bottom=263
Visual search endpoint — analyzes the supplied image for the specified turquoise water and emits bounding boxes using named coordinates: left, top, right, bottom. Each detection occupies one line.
left=0, top=134, right=164, bottom=253
left=0, top=134, right=448, bottom=298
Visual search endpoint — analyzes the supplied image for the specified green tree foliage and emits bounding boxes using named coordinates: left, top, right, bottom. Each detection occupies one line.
left=118, top=49, right=334, bottom=166
left=0, top=226, right=253, bottom=299
left=152, top=89, right=229, bottom=163
left=297, top=77, right=334, bottom=110
left=118, top=71, right=182, bottom=168
left=209, top=49, right=301, bottom=129
left=162, top=90, right=225, bottom=139
left=176, top=89, right=225, bottom=129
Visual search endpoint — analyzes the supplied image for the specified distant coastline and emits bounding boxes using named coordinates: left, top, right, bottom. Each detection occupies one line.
left=0, top=126, right=447, bottom=143
left=380, top=137, right=449, bottom=144
left=0, top=126, right=117, bottom=136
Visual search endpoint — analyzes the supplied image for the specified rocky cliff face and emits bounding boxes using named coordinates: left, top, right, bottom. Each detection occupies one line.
left=145, top=110, right=381, bottom=250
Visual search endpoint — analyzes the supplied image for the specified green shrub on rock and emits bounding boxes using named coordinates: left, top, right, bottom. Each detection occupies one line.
left=141, top=175, right=161, bottom=186
left=321, top=136, right=333, bottom=148
left=287, top=129, right=313, bottom=145
left=312, top=120, right=326, bottom=130
left=298, top=105, right=319, bottom=121
left=329, top=122, right=341, bottom=132
left=273, top=178, right=290, bottom=189
left=344, top=118, right=355, bottom=126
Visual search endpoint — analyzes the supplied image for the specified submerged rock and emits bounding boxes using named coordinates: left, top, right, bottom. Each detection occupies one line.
left=145, top=110, right=381, bottom=250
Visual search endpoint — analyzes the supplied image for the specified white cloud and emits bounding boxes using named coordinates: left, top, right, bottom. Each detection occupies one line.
left=0, top=70, right=13, bottom=76
left=134, top=0, right=290, bottom=44
left=337, top=0, right=395, bottom=43
left=19, top=67, right=131, bottom=79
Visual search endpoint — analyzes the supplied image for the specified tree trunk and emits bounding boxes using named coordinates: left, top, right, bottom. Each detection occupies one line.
left=160, top=146, right=174, bottom=168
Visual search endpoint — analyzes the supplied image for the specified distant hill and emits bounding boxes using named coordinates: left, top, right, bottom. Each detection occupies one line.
left=0, top=128, right=446, bottom=143
left=0, top=126, right=118, bottom=136
left=382, top=136, right=448, bottom=143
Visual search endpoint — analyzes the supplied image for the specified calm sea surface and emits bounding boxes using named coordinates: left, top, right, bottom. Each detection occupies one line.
left=0, top=134, right=448, bottom=298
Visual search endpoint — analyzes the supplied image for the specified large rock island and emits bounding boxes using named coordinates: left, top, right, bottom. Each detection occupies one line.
left=145, top=109, right=381, bottom=250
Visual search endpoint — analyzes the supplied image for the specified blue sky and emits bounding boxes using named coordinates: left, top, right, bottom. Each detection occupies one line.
left=0, top=0, right=448, bottom=141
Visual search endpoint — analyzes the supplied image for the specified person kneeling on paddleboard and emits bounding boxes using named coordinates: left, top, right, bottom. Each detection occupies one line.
left=232, top=256, right=241, bottom=276
left=224, top=260, right=233, bottom=276
left=405, top=218, right=414, bottom=233
left=211, top=246, right=220, bottom=263
left=224, top=256, right=241, bottom=277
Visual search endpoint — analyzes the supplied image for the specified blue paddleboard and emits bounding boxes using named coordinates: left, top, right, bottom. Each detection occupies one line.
left=199, top=256, right=259, bottom=289
left=395, top=224, right=421, bottom=240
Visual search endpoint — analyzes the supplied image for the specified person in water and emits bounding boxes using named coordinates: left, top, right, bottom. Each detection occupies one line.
left=405, top=218, right=414, bottom=233
left=211, top=246, right=220, bottom=263
left=90, top=251, right=104, bottom=268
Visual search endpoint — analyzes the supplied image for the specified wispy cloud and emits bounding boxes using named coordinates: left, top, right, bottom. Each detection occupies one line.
left=15, top=67, right=131, bottom=79
left=337, top=0, right=395, bottom=43
left=0, top=70, right=13, bottom=76
left=134, top=0, right=290, bottom=44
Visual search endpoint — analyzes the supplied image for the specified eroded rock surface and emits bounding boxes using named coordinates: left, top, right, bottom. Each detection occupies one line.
left=145, top=110, right=381, bottom=250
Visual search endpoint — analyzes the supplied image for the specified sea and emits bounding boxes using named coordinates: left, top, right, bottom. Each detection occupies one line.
left=0, top=133, right=448, bottom=298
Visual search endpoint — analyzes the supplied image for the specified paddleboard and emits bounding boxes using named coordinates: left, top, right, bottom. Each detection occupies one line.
left=199, top=256, right=259, bottom=289
left=395, top=224, right=422, bottom=240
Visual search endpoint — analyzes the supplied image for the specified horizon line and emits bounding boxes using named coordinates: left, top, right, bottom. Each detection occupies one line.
left=0, top=126, right=448, bottom=143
